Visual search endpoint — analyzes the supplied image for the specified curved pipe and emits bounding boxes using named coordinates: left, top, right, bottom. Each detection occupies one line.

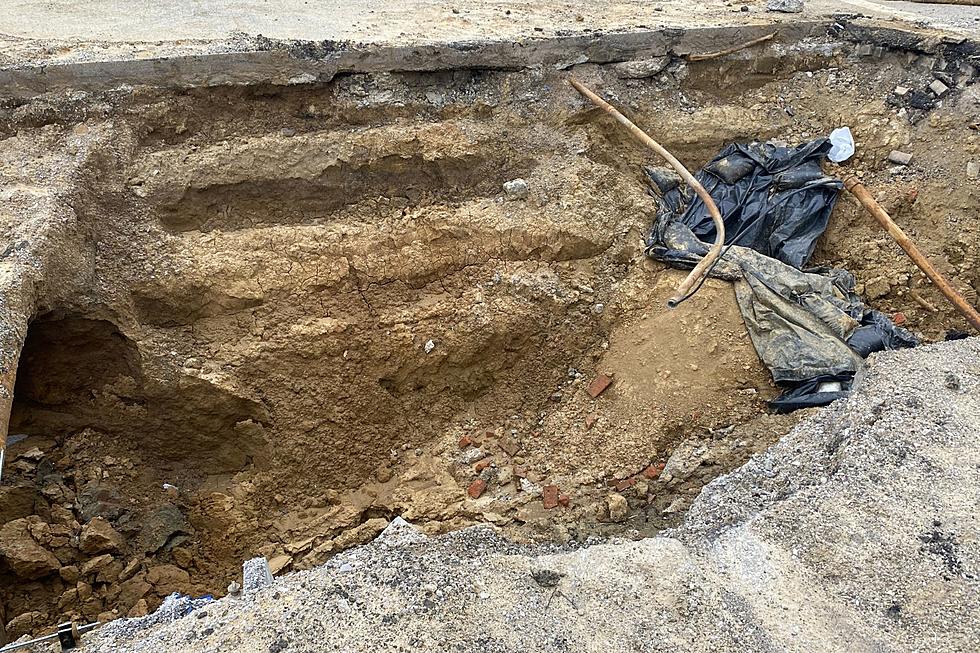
left=568, top=78, right=725, bottom=307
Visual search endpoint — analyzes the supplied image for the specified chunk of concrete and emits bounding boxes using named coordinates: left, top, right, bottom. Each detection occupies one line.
left=242, top=557, right=274, bottom=594
left=502, top=178, right=529, bottom=200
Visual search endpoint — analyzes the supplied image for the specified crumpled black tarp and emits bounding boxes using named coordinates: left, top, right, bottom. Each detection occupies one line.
left=644, top=138, right=918, bottom=411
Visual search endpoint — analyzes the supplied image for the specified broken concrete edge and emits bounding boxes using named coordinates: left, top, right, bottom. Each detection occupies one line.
left=0, top=23, right=808, bottom=99
left=0, top=19, right=954, bottom=101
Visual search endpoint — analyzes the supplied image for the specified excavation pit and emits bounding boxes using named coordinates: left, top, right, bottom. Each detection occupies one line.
left=1, top=25, right=979, bottom=640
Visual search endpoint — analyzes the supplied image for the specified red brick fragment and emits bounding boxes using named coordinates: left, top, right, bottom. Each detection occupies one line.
left=558, top=493, right=570, bottom=507
left=587, top=373, right=613, bottom=399
left=458, top=435, right=474, bottom=449
left=643, top=462, right=666, bottom=479
left=474, top=458, right=493, bottom=473
left=893, top=312, right=907, bottom=325
left=467, top=479, right=487, bottom=499
left=615, top=477, right=637, bottom=492
left=514, top=465, right=528, bottom=478
left=584, top=413, right=598, bottom=429
left=542, top=485, right=560, bottom=509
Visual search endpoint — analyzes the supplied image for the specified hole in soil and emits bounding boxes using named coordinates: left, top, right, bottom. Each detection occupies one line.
left=3, top=35, right=978, bottom=641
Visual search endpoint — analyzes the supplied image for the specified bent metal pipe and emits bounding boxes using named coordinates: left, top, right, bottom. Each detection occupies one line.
left=567, top=78, right=725, bottom=307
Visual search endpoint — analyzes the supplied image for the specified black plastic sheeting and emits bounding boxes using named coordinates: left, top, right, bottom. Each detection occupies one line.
left=644, top=138, right=918, bottom=411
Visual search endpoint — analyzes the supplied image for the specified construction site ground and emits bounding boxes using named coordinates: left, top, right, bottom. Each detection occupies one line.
left=0, top=1, right=978, bottom=651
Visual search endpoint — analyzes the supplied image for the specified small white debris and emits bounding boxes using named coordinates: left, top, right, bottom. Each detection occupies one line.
left=827, top=126, right=855, bottom=163
left=520, top=478, right=542, bottom=496
left=461, top=448, right=486, bottom=464
left=424, top=339, right=436, bottom=354
left=929, top=79, right=950, bottom=97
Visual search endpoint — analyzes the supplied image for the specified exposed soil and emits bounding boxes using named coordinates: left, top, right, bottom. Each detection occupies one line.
left=2, top=31, right=979, bottom=641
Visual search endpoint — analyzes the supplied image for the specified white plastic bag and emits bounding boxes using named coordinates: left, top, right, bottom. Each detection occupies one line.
left=827, top=126, right=855, bottom=163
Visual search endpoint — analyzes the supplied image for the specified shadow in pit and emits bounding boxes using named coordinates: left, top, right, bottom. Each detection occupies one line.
left=8, top=313, right=270, bottom=474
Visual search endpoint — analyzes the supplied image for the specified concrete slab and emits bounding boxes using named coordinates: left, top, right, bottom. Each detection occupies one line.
left=0, top=0, right=978, bottom=71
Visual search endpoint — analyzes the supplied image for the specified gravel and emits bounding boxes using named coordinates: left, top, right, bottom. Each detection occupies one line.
left=64, top=339, right=980, bottom=653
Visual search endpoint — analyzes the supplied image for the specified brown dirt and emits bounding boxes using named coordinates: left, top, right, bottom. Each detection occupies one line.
left=2, top=35, right=979, bottom=640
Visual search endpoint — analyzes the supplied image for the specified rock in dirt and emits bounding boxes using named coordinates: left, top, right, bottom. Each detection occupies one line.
left=0, top=517, right=61, bottom=579
left=268, top=555, right=292, bottom=575
left=606, top=493, right=628, bottom=522
left=612, top=57, right=671, bottom=79
left=0, top=484, right=36, bottom=524
left=81, top=553, right=115, bottom=576
left=929, top=79, right=950, bottom=97
left=138, top=504, right=192, bottom=553
left=4, top=610, right=45, bottom=639
left=502, top=178, right=529, bottom=200
left=77, top=484, right=126, bottom=522
left=80, top=517, right=124, bottom=554
left=147, top=564, right=191, bottom=596
left=888, top=150, right=913, bottom=166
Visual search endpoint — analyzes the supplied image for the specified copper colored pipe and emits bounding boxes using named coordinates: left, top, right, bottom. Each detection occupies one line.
left=844, top=176, right=980, bottom=332
left=569, top=78, right=725, bottom=307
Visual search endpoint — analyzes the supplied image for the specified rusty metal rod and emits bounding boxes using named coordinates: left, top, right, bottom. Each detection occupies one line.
left=569, top=78, right=725, bottom=307
left=844, top=176, right=980, bottom=332
left=685, top=32, right=776, bottom=62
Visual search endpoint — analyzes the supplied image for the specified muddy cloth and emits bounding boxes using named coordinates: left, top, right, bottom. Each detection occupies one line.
left=644, top=139, right=917, bottom=411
